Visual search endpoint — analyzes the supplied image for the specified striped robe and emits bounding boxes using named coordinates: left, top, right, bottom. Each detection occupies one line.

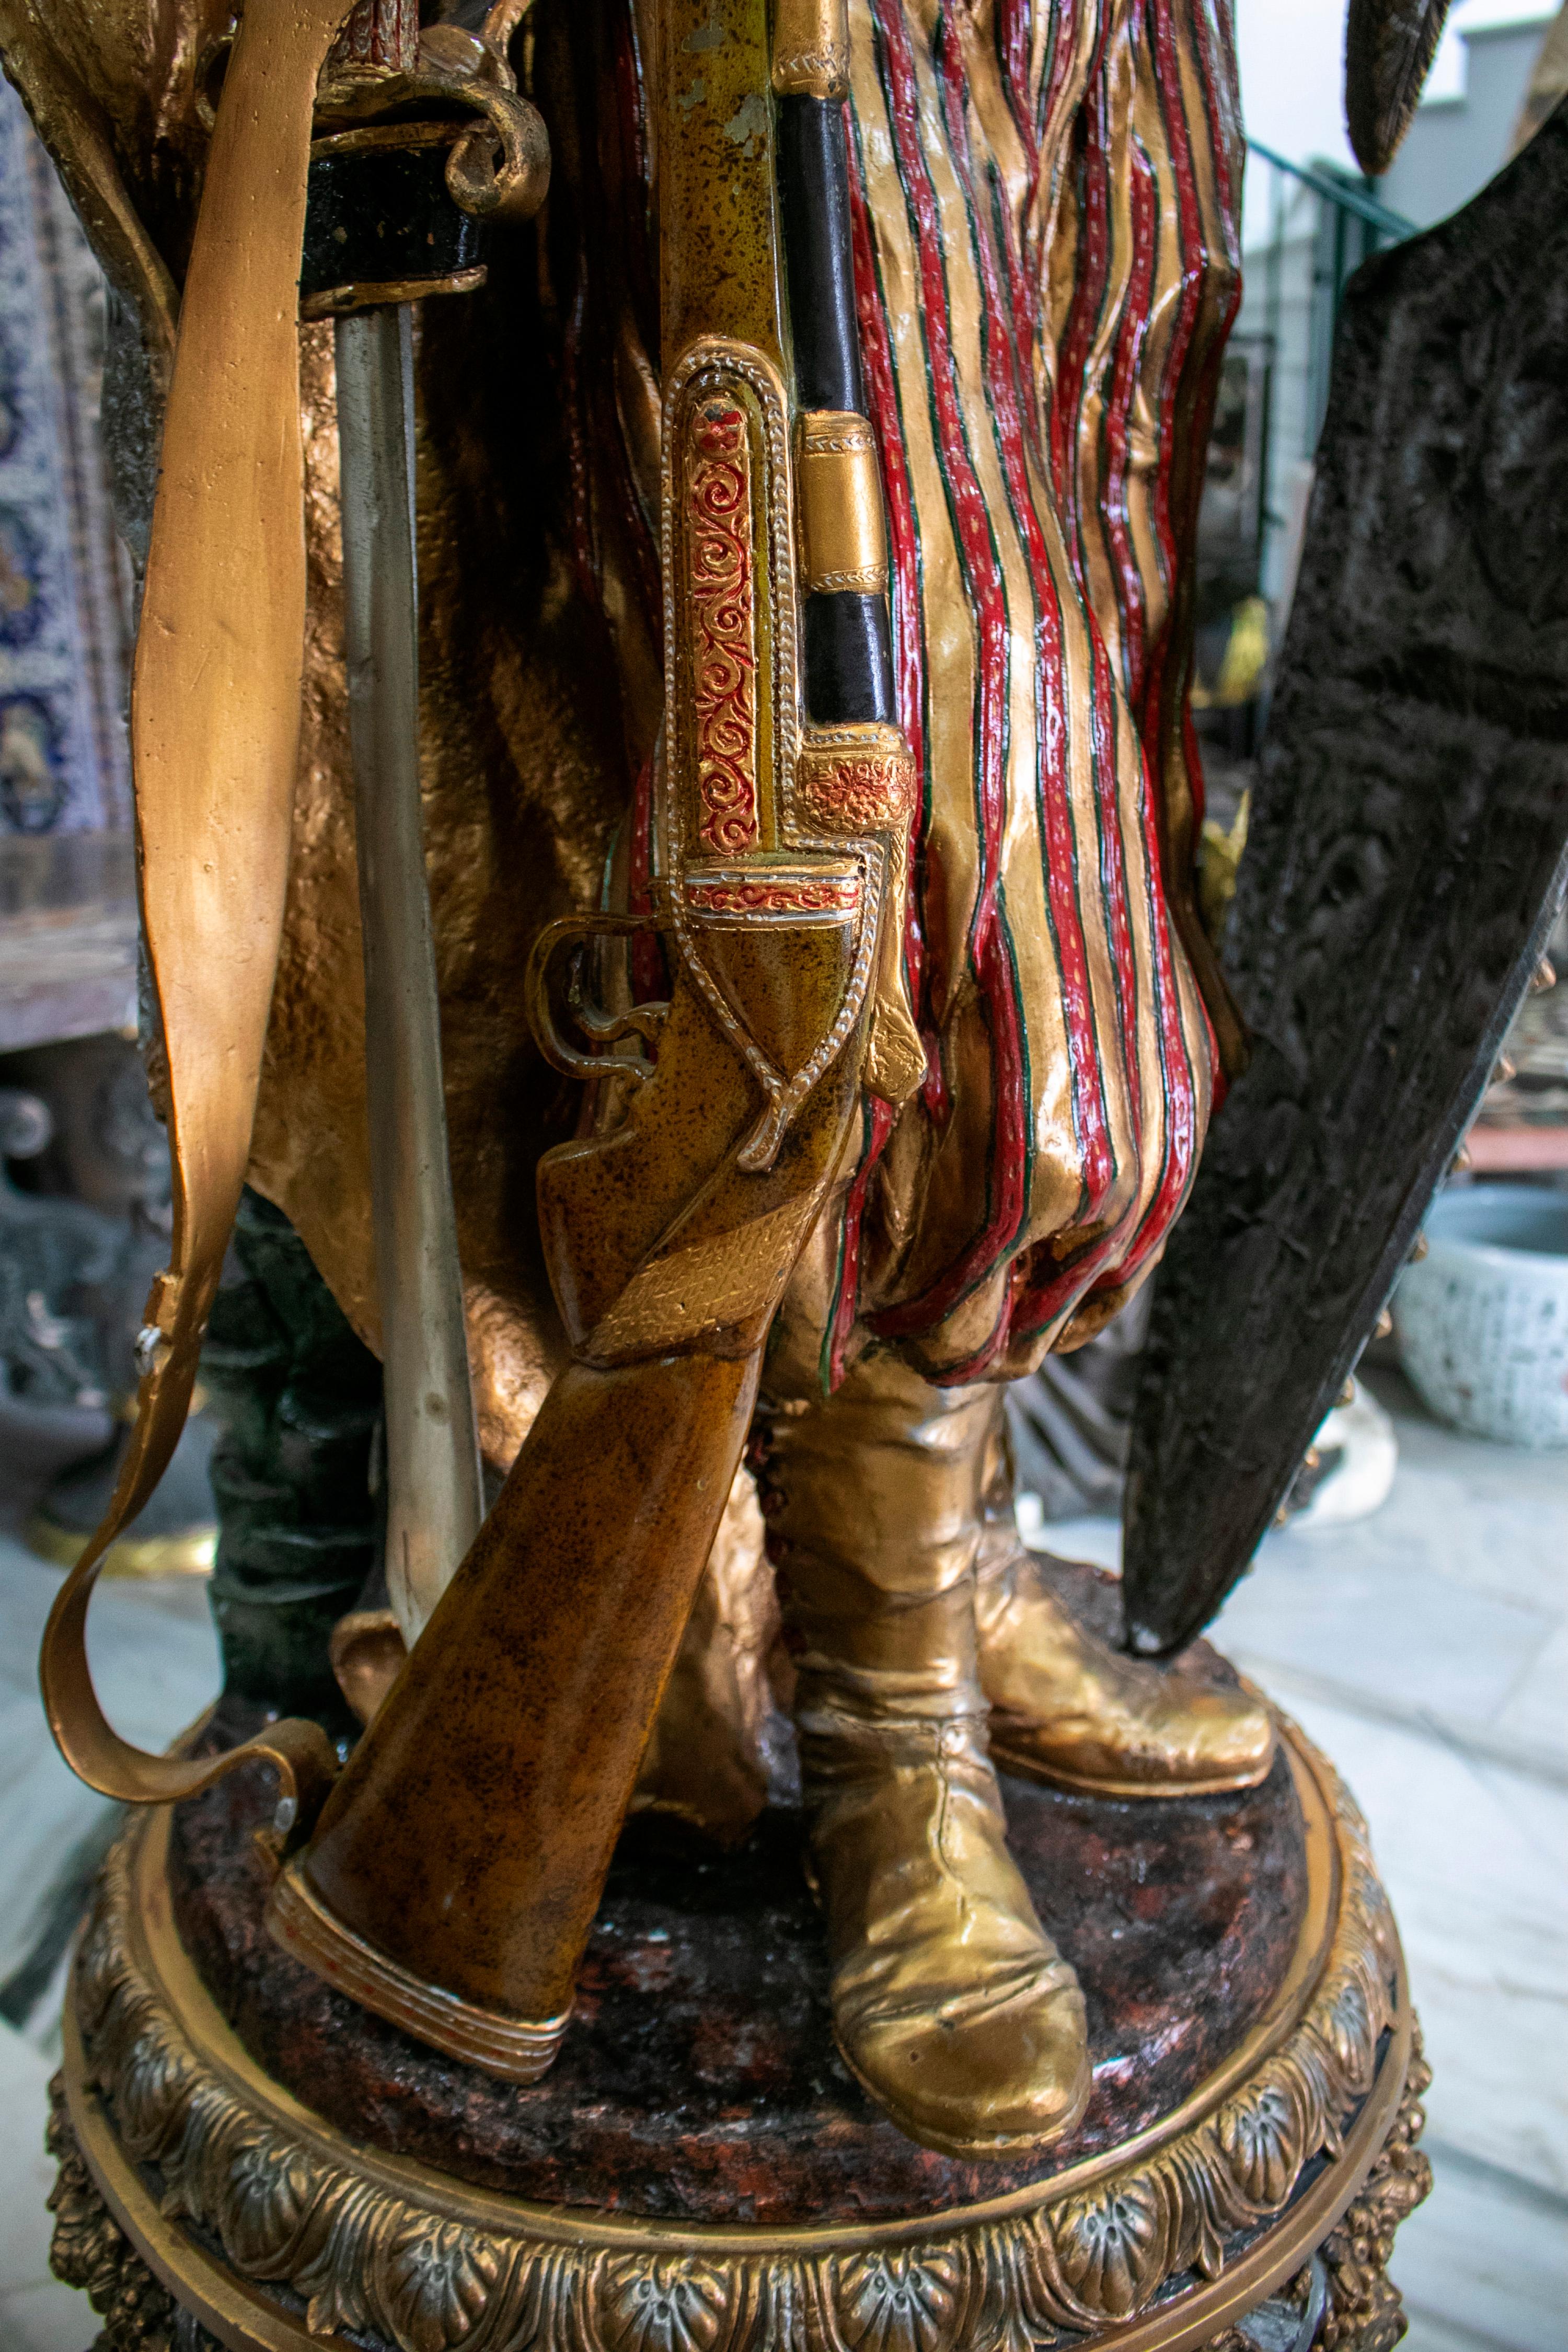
left=822, top=0, right=1243, bottom=1386
left=581, top=0, right=1245, bottom=1390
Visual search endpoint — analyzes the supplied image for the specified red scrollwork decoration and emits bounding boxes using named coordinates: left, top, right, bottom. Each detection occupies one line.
left=687, top=399, right=760, bottom=855
left=685, top=876, right=860, bottom=916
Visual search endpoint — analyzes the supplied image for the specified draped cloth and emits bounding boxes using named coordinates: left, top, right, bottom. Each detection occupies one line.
left=789, top=0, right=1244, bottom=1386
left=0, top=0, right=1243, bottom=1429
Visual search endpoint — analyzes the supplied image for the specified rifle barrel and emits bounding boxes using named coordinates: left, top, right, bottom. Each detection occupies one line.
left=776, top=93, right=896, bottom=728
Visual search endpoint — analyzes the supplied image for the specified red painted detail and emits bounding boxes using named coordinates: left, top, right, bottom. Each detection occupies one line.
left=827, top=112, right=936, bottom=1389
left=831, top=0, right=1236, bottom=1370
left=687, top=401, right=762, bottom=855
left=938, top=27, right=1114, bottom=1244
left=1112, top=0, right=1231, bottom=1249
left=996, top=0, right=1033, bottom=133
left=826, top=1095, right=896, bottom=1389
left=1142, top=0, right=1213, bottom=751
left=1102, top=134, right=1158, bottom=716
left=1014, top=0, right=1234, bottom=1340
left=1034, top=27, right=1157, bottom=1333
left=846, top=119, right=927, bottom=1043
left=1048, top=5, right=1115, bottom=511
left=685, top=877, right=858, bottom=915
left=863, top=0, right=1030, bottom=1342
left=1054, top=37, right=1146, bottom=1236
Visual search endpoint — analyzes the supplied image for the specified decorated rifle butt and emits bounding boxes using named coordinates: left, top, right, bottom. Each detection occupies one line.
left=266, top=0, right=919, bottom=2071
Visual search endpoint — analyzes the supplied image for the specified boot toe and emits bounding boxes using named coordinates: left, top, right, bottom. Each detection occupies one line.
left=1178, top=1683, right=1277, bottom=1783
left=979, top=1553, right=1280, bottom=1797
left=993, top=1682, right=1277, bottom=1795
left=840, top=1967, right=1090, bottom=2157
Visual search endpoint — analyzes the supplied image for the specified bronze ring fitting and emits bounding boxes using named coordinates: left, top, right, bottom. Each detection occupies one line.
left=268, top=1861, right=570, bottom=2081
left=301, top=267, right=489, bottom=321
left=60, top=1717, right=1414, bottom=2352
left=771, top=0, right=852, bottom=98
left=795, top=412, right=890, bottom=596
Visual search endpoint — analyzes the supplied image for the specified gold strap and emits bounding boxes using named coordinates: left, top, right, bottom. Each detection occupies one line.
left=37, top=0, right=358, bottom=1828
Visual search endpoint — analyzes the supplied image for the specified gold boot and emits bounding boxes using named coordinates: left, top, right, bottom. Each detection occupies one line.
left=764, top=1363, right=1090, bottom=2159
left=975, top=1409, right=1276, bottom=1797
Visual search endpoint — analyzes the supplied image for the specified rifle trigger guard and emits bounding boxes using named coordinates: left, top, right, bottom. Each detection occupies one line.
left=526, top=913, right=668, bottom=1085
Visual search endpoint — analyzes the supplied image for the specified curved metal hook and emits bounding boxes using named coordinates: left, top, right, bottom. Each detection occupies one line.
left=526, top=913, right=670, bottom=1086
left=443, top=82, right=551, bottom=223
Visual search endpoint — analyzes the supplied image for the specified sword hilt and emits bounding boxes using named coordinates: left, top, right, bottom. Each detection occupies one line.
left=305, top=0, right=549, bottom=321
left=328, top=0, right=421, bottom=78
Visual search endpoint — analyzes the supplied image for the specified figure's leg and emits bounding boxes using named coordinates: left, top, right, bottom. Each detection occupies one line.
left=973, top=1411, right=1278, bottom=1798
left=759, top=1353, right=1089, bottom=2157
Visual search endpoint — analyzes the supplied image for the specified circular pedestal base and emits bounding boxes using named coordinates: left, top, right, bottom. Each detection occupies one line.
left=50, top=1713, right=1431, bottom=2352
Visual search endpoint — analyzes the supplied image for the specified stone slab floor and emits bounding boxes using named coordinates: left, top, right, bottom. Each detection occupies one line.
left=0, top=1366, right=1563, bottom=2351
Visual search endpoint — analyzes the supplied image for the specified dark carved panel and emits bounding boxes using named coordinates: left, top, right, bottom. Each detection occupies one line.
left=1125, top=103, right=1568, bottom=1653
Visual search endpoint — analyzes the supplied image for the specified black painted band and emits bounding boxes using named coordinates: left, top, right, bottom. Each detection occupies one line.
left=777, top=96, right=865, bottom=416
left=302, top=144, right=487, bottom=311
left=803, top=594, right=896, bottom=727
left=777, top=95, right=897, bottom=728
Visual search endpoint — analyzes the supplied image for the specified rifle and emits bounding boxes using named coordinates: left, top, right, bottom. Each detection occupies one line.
left=265, top=0, right=923, bottom=2071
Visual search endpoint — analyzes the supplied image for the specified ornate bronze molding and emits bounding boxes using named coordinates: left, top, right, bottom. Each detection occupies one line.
left=57, top=1723, right=1418, bottom=2352
left=48, top=2056, right=1433, bottom=2352
left=46, top=2072, right=223, bottom=2352
left=1316, top=2039, right=1434, bottom=2351
left=795, top=723, right=917, bottom=836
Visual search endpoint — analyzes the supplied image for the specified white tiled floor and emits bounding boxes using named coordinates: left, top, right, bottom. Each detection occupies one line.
left=0, top=1370, right=1563, bottom=2350
left=0, top=1471, right=220, bottom=2352
left=1052, top=1367, right=1568, bottom=2351
left=0, top=1553, right=216, bottom=1993
left=0, top=2017, right=84, bottom=2352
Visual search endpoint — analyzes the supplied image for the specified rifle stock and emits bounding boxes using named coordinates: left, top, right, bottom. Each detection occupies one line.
left=272, top=923, right=868, bottom=2056
left=274, top=1353, right=759, bottom=2051
left=268, top=0, right=919, bottom=2070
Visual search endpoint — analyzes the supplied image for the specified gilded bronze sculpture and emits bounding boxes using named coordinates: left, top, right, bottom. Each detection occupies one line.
left=10, top=0, right=1562, bottom=2331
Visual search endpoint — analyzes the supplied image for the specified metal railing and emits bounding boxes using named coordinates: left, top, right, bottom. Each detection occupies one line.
left=1247, top=138, right=1417, bottom=244
left=1247, top=139, right=1416, bottom=463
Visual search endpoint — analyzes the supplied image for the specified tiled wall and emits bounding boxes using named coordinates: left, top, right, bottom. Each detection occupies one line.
left=0, top=81, right=130, bottom=839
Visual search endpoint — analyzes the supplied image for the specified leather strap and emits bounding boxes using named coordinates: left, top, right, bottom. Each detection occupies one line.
left=38, top=0, right=358, bottom=1828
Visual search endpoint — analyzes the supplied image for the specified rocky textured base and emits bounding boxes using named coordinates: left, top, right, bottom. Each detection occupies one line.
left=170, top=1565, right=1307, bottom=2223
left=57, top=1702, right=1414, bottom=2352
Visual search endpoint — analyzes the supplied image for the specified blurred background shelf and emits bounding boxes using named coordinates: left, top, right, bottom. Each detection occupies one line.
left=1465, top=1124, right=1568, bottom=1171
left=0, top=833, right=137, bottom=1053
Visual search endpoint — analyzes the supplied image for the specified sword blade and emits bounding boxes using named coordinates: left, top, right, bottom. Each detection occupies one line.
left=336, top=303, right=483, bottom=1643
